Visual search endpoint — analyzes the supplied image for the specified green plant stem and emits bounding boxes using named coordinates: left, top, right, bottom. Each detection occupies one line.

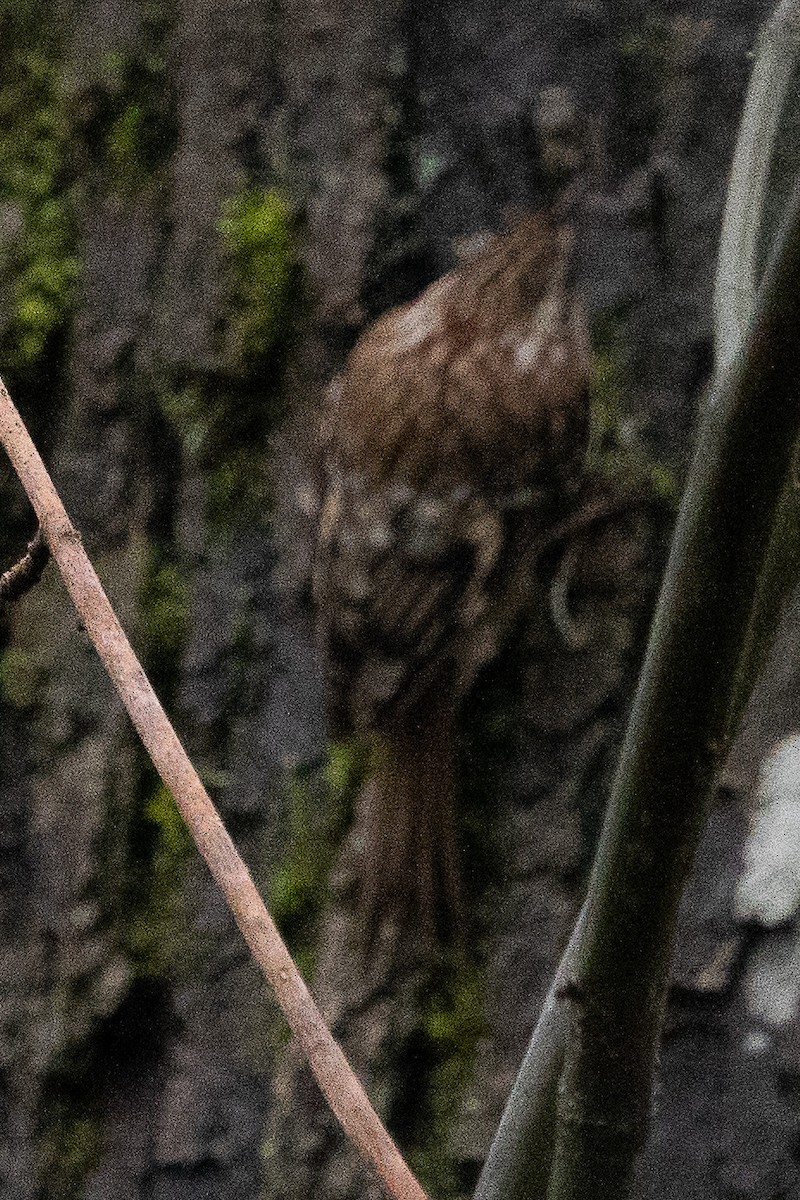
left=474, top=914, right=583, bottom=1200
left=713, top=0, right=800, bottom=374
left=713, top=0, right=800, bottom=730
left=476, top=11, right=800, bottom=1197
left=544, top=175, right=800, bottom=1200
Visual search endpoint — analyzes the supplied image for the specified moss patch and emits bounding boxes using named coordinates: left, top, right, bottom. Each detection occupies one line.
left=72, top=5, right=177, bottom=198
left=123, top=543, right=192, bottom=978
left=0, top=645, right=44, bottom=709
left=411, top=964, right=487, bottom=1199
left=589, top=310, right=678, bottom=506
left=0, top=4, right=77, bottom=382
left=138, top=548, right=190, bottom=704
left=41, top=1107, right=102, bottom=1199
left=124, top=781, right=192, bottom=980
left=157, top=185, right=303, bottom=538
left=218, top=186, right=298, bottom=368
left=269, top=742, right=367, bottom=978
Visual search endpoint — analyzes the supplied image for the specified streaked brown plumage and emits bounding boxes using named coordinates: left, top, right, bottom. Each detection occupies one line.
left=313, top=212, right=592, bottom=949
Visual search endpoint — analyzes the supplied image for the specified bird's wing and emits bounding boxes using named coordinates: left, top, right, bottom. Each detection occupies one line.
left=313, top=468, right=505, bottom=733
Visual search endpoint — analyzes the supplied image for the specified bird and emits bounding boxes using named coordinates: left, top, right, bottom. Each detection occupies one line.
left=312, top=211, right=593, bottom=952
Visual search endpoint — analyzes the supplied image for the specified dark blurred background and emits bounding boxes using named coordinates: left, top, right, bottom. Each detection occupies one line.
left=1, top=1, right=799, bottom=1197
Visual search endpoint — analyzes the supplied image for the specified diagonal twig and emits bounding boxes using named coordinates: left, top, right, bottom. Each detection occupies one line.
left=0, top=527, right=50, bottom=602
left=0, top=376, right=428, bottom=1200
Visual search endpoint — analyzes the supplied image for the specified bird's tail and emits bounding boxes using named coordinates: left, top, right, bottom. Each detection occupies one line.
left=358, top=698, right=463, bottom=954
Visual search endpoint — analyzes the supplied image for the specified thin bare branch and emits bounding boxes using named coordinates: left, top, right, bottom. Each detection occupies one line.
left=0, top=527, right=50, bottom=602
left=0, top=376, right=428, bottom=1200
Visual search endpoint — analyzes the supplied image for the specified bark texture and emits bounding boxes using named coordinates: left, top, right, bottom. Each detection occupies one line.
left=0, top=2, right=797, bottom=1198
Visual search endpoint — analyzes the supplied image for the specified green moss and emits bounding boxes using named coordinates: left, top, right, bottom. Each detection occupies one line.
left=0, top=646, right=42, bottom=709
left=99, top=65, right=176, bottom=197
left=588, top=312, right=679, bottom=506
left=145, top=782, right=192, bottom=858
left=41, top=1109, right=102, bottom=1198
left=649, top=460, right=678, bottom=504
left=155, top=185, right=302, bottom=538
left=394, top=962, right=487, bottom=1200
left=121, top=551, right=191, bottom=980
left=213, top=599, right=259, bottom=737
left=106, top=102, right=150, bottom=190
left=141, top=560, right=189, bottom=659
left=125, top=782, right=192, bottom=979
left=218, top=186, right=297, bottom=365
left=161, top=384, right=210, bottom=457
left=423, top=971, right=485, bottom=1047
left=397, top=673, right=515, bottom=1197
left=206, top=446, right=272, bottom=541
left=325, top=738, right=372, bottom=801
left=269, top=743, right=367, bottom=976
left=138, top=551, right=190, bottom=700
left=72, top=4, right=176, bottom=197
left=0, top=9, right=77, bottom=377
left=162, top=386, right=273, bottom=526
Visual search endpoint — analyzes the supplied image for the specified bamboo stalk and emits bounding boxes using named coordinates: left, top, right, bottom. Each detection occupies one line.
left=477, top=8, right=800, bottom=1196
left=545, top=174, right=800, bottom=1200
left=713, top=0, right=800, bottom=731
left=713, top=0, right=800, bottom=375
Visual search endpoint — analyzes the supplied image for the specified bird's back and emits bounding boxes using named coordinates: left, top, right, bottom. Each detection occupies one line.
left=314, top=211, right=592, bottom=734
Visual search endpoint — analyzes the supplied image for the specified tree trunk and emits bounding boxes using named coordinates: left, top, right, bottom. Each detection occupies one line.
left=0, top=2, right=796, bottom=1198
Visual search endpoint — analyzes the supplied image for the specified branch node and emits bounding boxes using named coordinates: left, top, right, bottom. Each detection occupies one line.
left=555, top=978, right=584, bottom=1005
left=42, top=512, right=82, bottom=546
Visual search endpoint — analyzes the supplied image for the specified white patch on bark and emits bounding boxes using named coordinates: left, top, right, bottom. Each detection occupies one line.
left=736, top=735, right=800, bottom=927
left=744, top=930, right=800, bottom=1028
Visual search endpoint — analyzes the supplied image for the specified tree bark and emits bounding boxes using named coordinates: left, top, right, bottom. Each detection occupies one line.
left=1, top=3, right=796, bottom=1199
